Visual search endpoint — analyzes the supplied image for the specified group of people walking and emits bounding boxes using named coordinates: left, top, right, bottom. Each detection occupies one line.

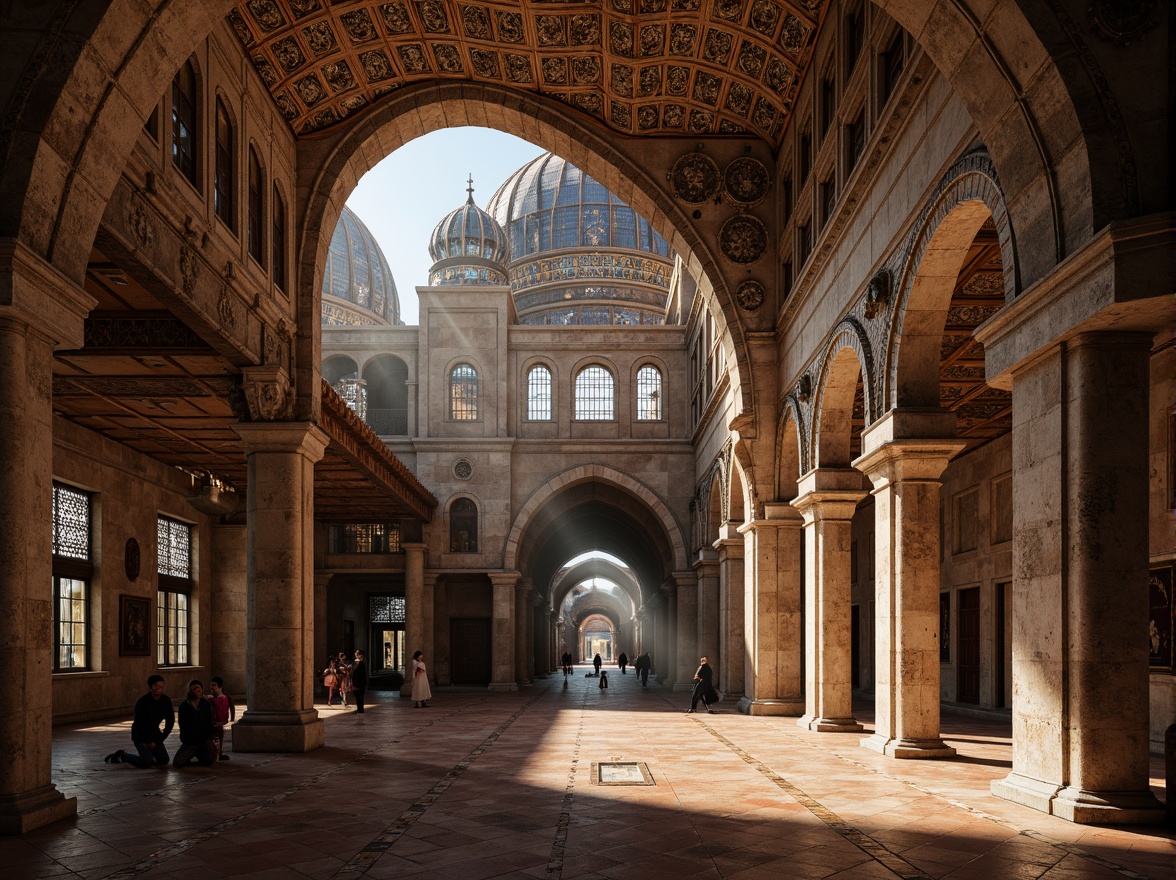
left=104, top=674, right=236, bottom=768
left=324, top=650, right=366, bottom=709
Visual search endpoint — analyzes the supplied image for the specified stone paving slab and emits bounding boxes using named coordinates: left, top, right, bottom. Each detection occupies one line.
left=1, top=670, right=1171, bottom=879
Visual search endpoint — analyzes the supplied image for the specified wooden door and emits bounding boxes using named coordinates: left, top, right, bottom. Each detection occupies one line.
left=957, top=588, right=980, bottom=703
left=450, top=618, right=491, bottom=685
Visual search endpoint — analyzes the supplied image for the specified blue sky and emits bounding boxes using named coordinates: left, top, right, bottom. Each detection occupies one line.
left=345, top=127, right=546, bottom=324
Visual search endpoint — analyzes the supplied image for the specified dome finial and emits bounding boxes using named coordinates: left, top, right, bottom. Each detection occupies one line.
left=466, top=173, right=475, bottom=205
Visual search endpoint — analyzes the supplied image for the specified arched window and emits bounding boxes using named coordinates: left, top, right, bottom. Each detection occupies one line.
left=636, top=365, right=662, bottom=420
left=272, top=184, right=287, bottom=293
left=450, top=364, right=478, bottom=420
left=171, top=59, right=198, bottom=186
left=575, top=365, right=614, bottom=420
left=247, top=147, right=264, bottom=264
left=527, top=365, right=552, bottom=420
left=449, top=498, right=478, bottom=553
left=214, top=98, right=235, bottom=231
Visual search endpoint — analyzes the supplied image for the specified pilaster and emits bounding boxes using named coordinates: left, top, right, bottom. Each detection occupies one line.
left=673, top=572, right=698, bottom=690
left=488, top=572, right=520, bottom=691
left=694, top=548, right=720, bottom=684
left=854, top=417, right=964, bottom=759
left=793, top=469, right=867, bottom=733
left=736, top=503, right=805, bottom=716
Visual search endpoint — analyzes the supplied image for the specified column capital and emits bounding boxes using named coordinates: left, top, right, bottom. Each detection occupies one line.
left=233, top=421, right=329, bottom=462
left=858, top=408, right=957, bottom=458
left=0, top=238, right=96, bottom=349
left=489, top=570, right=521, bottom=588
left=693, top=547, right=719, bottom=572
left=673, top=570, right=697, bottom=589
left=853, top=438, right=967, bottom=487
left=792, top=468, right=868, bottom=521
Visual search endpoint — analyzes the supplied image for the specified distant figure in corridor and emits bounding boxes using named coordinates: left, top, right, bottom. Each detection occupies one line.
left=618, top=652, right=628, bottom=674
left=561, top=651, right=572, bottom=676
left=351, top=649, right=368, bottom=714
left=592, top=653, right=602, bottom=676
left=412, top=650, right=432, bottom=708
left=635, top=652, right=651, bottom=687
left=599, top=669, right=609, bottom=690
left=687, top=656, right=718, bottom=714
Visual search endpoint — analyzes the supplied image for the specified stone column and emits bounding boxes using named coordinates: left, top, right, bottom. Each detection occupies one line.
left=793, top=469, right=867, bottom=732
left=0, top=243, right=92, bottom=832
left=515, top=582, right=531, bottom=685
left=211, top=524, right=248, bottom=697
left=488, top=572, right=519, bottom=691
left=230, top=422, right=327, bottom=752
left=694, top=549, right=720, bottom=685
left=990, top=334, right=1164, bottom=823
left=673, top=574, right=698, bottom=690
left=312, top=572, right=331, bottom=699
left=428, top=574, right=445, bottom=684
left=400, top=543, right=427, bottom=696
left=737, top=503, right=805, bottom=716
left=656, top=586, right=675, bottom=685
left=714, top=527, right=746, bottom=700
left=855, top=412, right=964, bottom=758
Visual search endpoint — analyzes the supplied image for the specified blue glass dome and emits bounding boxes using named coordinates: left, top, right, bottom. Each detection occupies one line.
left=428, top=179, right=510, bottom=286
left=321, top=207, right=400, bottom=326
left=486, top=153, right=673, bottom=325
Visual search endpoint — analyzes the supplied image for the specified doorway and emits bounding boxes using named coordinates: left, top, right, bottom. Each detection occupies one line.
left=450, top=618, right=491, bottom=685
left=957, top=587, right=980, bottom=703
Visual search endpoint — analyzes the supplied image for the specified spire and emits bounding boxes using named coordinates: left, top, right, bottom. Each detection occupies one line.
left=466, top=174, right=475, bottom=205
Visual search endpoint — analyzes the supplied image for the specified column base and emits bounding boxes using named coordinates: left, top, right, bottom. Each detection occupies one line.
left=797, top=714, right=863, bottom=733
left=231, top=710, right=323, bottom=753
left=737, top=698, right=805, bottom=716
left=0, top=785, right=78, bottom=835
left=861, top=733, right=956, bottom=759
left=992, top=773, right=1164, bottom=825
left=487, top=680, right=518, bottom=692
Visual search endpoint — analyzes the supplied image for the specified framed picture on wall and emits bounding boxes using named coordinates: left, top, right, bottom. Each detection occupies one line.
left=119, top=594, right=151, bottom=656
left=1148, top=564, right=1173, bottom=671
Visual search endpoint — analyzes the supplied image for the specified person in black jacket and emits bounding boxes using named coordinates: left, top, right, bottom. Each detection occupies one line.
left=687, top=656, right=718, bottom=714
left=105, top=674, right=173, bottom=767
left=173, top=679, right=216, bottom=767
left=351, top=648, right=368, bottom=714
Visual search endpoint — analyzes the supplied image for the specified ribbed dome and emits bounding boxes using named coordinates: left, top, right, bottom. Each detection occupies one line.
left=486, top=153, right=672, bottom=325
left=321, top=206, right=400, bottom=326
left=427, top=178, right=510, bottom=286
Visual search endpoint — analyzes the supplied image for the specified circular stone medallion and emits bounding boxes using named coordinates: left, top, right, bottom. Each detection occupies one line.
left=735, top=280, right=766, bottom=312
left=723, top=157, right=770, bottom=206
left=669, top=152, right=722, bottom=204
left=453, top=459, right=473, bottom=480
left=719, top=215, right=767, bottom=263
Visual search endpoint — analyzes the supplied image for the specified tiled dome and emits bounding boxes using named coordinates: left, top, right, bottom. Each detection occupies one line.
left=427, top=178, right=510, bottom=286
left=321, top=206, right=400, bottom=326
left=486, top=153, right=672, bottom=325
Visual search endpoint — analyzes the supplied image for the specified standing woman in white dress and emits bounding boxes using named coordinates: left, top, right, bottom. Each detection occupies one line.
left=411, top=650, right=432, bottom=708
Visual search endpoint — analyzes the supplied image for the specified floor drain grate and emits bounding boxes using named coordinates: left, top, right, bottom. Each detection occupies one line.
left=592, top=762, right=654, bottom=785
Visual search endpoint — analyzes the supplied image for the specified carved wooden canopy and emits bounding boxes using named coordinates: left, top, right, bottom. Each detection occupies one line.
left=229, top=0, right=824, bottom=145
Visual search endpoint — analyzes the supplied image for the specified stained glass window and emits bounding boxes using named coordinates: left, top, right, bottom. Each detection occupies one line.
left=527, top=365, right=553, bottom=420
left=158, top=517, right=191, bottom=578
left=158, top=515, right=192, bottom=666
left=55, top=577, right=88, bottom=670
left=575, top=366, right=615, bottom=420
left=370, top=595, right=406, bottom=624
left=158, top=590, right=189, bottom=666
left=450, top=364, right=479, bottom=420
left=52, top=483, right=91, bottom=671
left=637, top=366, right=663, bottom=420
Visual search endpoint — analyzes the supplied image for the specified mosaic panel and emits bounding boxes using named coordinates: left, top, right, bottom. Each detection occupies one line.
left=229, top=0, right=824, bottom=144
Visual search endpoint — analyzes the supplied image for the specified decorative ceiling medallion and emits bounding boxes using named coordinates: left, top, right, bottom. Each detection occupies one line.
left=719, top=214, right=767, bottom=263
left=453, top=458, right=473, bottom=480
left=669, top=152, right=721, bottom=203
left=1089, top=0, right=1158, bottom=45
left=735, top=279, right=765, bottom=312
left=723, top=156, right=770, bottom=206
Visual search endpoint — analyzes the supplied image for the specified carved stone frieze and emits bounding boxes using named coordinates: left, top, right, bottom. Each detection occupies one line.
left=718, top=214, right=766, bottom=263
left=83, top=316, right=211, bottom=350
left=669, top=151, right=721, bottom=203
left=734, top=279, right=764, bottom=311
left=240, top=365, right=293, bottom=421
left=127, top=190, right=155, bottom=248
left=863, top=269, right=890, bottom=320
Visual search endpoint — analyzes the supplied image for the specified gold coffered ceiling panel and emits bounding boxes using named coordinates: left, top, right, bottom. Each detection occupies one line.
left=228, top=0, right=824, bottom=145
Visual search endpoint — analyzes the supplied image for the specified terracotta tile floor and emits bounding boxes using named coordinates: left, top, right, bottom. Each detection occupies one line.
left=4, top=670, right=1172, bottom=879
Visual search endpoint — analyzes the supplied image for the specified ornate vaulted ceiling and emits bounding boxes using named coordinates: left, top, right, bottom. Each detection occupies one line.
left=228, top=0, right=824, bottom=145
